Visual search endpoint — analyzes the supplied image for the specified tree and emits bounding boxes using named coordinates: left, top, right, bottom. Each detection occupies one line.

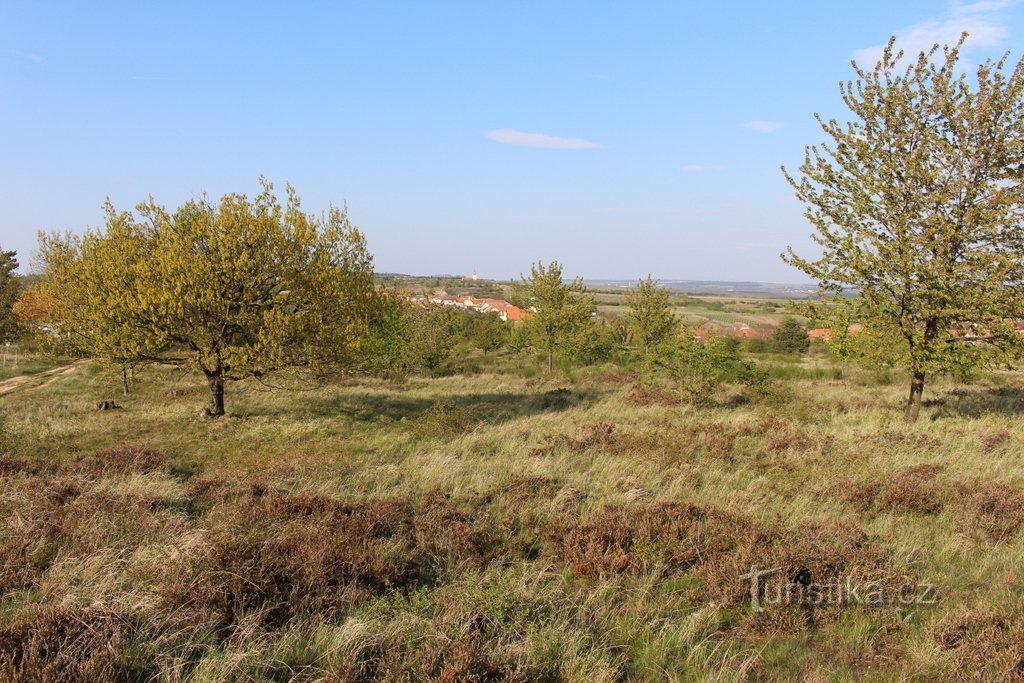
left=39, top=180, right=379, bottom=415
left=38, top=229, right=159, bottom=394
left=623, top=275, right=679, bottom=358
left=772, top=317, right=810, bottom=354
left=514, top=261, right=595, bottom=373
left=659, top=331, right=742, bottom=404
left=0, top=249, right=20, bottom=343
left=783, top=36, right=1024, bottom=421
left=401, top=306, right=457, bottom=373
left=466, top=312, right=510, bottom=355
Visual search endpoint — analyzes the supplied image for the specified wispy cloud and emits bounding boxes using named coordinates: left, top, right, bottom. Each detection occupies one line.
left=744, top=119, right=783, bottom=133
left=853, top=1, right=1012, bottom=65
left=681, top=164, right=706, bottom=172
left=5, top=48, right=46, bottom=64
left=485, top=129, right=601, bottom=149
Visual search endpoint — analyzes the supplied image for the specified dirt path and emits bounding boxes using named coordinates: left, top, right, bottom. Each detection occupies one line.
left=0, top=361, right=86, bottom=397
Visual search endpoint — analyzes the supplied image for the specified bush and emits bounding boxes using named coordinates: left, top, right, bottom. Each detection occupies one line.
left=657, top=332, right=745, bottom=404
left=410, top=400, right=475, bottom=439
left=771, top=318, right=810, bottom=354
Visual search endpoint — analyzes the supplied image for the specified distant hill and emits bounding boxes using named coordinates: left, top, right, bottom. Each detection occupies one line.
left=375, top=273, right=821, bottom=299
left=585, top=279, right=820, bottom=298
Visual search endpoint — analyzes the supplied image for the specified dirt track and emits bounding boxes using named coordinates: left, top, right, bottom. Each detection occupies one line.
left=0, top=361, right=85, bottom=397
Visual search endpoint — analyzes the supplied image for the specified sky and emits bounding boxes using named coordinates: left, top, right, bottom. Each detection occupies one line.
left=3, top=1, right=1024, bottom=282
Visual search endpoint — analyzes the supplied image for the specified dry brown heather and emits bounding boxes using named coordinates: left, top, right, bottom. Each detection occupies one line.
left=1, top=359, right=1024, bottom=681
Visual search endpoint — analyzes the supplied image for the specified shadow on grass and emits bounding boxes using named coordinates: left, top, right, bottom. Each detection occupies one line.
left=298, top=387, right=603, bottom=425
left=928, top=386, right=1024, bottom=419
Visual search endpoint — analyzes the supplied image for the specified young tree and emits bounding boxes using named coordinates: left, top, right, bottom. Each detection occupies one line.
left=783, top=36, right=1024, bottom=421
left=771, top=317, right=810, bottom=354
left=401, top=306, right=457, bottom=373
left=623, top=275, right=679, bottom=358
left=515, top=261, right=595, bottom=373
left=0, top=249, right=21, bottom=343
left=659, top=331, right=742, bottom=404
left=464, top=312, right=510, bottom=355
left=39, top=180, right=379, bottom=415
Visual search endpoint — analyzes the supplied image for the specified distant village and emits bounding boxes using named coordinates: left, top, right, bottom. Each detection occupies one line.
left=410, top=290, right=530, bottom=322
left=410, top=274, right=867, bottom=341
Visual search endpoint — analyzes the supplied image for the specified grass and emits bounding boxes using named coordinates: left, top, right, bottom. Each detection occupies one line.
left=0, top=356, right=73, bottom=382
left=2, top=357, right=1024, bottom=680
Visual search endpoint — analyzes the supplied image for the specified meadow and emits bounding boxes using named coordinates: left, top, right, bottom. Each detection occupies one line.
left=1, top=350, right=1023, bottom=682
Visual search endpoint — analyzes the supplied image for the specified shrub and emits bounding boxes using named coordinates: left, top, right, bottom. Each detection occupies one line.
left=771, top=318, right=810, bottom=354
left=410, top=400, right=475, bottom=439
left=0, top=606, right=152, bottom=682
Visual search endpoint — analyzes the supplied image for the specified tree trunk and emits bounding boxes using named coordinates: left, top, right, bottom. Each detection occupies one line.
left=121, top=367, right=130, bottom=396
left=904, top=371, right=925, bottom=422
left=547, top=350, right=553, bottom=374
left=207, top=372, right=226, bottom=416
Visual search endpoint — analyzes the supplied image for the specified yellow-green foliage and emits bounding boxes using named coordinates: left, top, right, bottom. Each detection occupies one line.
left=515, top=260, right=596, bottom=372
left=37, top=179, right=379, bottom=414
left=784, top=36, right=1024, bottom=420
left=623, top=275, right=679, bottom=357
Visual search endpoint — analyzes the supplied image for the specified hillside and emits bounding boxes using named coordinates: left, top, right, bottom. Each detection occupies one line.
left=1, top=358, right=1022, bottom=680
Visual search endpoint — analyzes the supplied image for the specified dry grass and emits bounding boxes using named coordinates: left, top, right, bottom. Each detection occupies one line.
left=1, top=359, right=1023, bottom=680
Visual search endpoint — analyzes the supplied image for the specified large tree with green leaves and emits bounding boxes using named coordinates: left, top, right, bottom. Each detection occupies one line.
left=39, top=180, right=379, bottom=415
left=783, top=35, right=1024, bottom=421
left=624, top=275, right=679, bottom=358
left=515, top=261, right=595, bottom=373
left=0, top=249, right=21, bottom=343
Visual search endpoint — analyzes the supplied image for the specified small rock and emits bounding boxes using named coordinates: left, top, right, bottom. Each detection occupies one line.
left=95, top=400, right=121, bottom=411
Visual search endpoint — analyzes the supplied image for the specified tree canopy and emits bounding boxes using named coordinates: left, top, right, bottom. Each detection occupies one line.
left=783, top=35, right=1024, bottom=421
left=623, top=275, right=679, bottom=358
left=514, top=261, right=595, bottom=373
left=0, top=249, right=20, bottom=343
left=39, top=180, right=380, bottom=415
left=772, top=318, right=810, bottom=354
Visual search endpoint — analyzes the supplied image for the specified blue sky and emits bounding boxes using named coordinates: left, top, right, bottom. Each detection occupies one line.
left=3, top=1, right=1024, bottom=281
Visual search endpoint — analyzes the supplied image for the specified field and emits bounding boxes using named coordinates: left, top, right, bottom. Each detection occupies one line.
left=590, top=290, right=797, bottom=329
left=1, top=352, right=1023, bottom=681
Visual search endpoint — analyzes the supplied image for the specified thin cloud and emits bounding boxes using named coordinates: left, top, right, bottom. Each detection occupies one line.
left=853, top=1, right=1012, bottom=65
left=744, top=119, right=783, bottom=133
left=485, top=128, right=601, bottom=149
left=681, top=164, right=706, bottom=172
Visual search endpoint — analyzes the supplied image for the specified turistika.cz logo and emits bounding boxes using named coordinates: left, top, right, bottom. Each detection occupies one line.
left=740, top=565, right=938, bottom=613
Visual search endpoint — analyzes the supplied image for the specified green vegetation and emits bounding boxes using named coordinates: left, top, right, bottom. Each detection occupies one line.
left=772, top=318, right=810, bottom=354
left=8, top=34, right=1024, bottom=683
left=784, top=35, right=1024, bottom=421
left=0, top=249, right=20, bottom=343
left=623, top=275, right=679, bottom=358
left=37, top=181, right=380, bottom=416
left=2, top=354, right=1024, bottom=680
left=514, top=261, right=596, bottom=373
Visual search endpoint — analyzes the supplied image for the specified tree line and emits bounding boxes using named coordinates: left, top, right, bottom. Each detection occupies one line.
left=4, top=34, right=1024, bottom=421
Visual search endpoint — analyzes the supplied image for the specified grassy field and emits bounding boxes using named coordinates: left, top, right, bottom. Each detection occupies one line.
left=0, top=356, right=73, bottom=383
left=1, top=357, right=1024, bottom=681
left=591, top=290, right=797, bottom=329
